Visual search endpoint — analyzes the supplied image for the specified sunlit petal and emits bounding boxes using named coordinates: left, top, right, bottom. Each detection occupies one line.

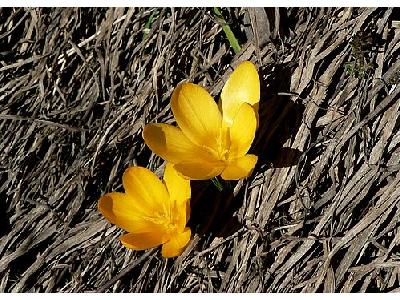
left=98, top=192, right=157, bottom=233
left=143, top=123, right=211, bottom=163
left=122, top=166, right=170, bottom=214
left=164, top=162, right=191, bottom=231
left=174, top=160, right=225, bottom=180
left=169, top=199, right=189, bottom=232
left=163, top=163, right=190, bottom=205
left=161, top=228, right=191, bottom=258
left=220, top=61, right=260, bottom=124
left=119, top=230, right=166, bottom=251
left=221, top=154, right=258, bottom=180
left=171, top=83, right=223, bottom=151
left=228, top=103, right=257, bottom=159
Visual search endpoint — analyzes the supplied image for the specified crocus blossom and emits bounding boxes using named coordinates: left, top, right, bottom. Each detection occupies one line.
left=98, top=163, right=191, bottom=258
left=143, top=61, right=260, bottom=180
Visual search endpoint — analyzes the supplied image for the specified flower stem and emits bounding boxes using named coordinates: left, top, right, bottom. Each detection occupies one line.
left=142, top=11, right=156, bottom=41
left=211, top=177, right=224, bottom=192
left=213, top=7, right=241, bottom=54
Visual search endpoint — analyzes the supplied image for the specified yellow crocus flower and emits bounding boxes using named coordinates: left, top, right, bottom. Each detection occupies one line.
left=143, top=61, right=260, bottom=180
left=98, top=163, right=191, bottom=258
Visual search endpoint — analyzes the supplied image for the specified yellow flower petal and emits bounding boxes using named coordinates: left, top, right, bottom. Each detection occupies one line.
left=143, top=123, right=215, bottom=164
left=169, top=199, right=190, bottom=232
left=161, top=228, right=191, bottom=258
left=174, top=160, right=225, bottom=180
left=171, top=83, right=223, bottom=152
left=99, top=164, right=193, bottom=258
left=98, top=192, right=159, bottom=233
left=163, top=163, right=190, bottom=205
left=119, top=231, right=165, bottom=251
left=221, top=154, right=258, bottom=180
left=164, top=163, right=191, bottom=231
left=122, top=166, right=170, bottom=215
left=220, top=61, right=260, bottom=124
left=228, top=103, right=257, bottom=160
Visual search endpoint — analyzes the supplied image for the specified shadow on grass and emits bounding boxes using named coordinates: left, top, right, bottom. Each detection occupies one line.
left=0, top=192, right=11, bottom=237
left=188, top=180, right=244, bottom=238
left=255, top=62, right=304, bottom=169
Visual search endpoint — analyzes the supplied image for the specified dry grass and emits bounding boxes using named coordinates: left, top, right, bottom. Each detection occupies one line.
left=1, top=7, right=400, bottom=292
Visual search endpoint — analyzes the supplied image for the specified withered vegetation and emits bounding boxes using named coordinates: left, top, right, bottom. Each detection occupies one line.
left=1, top=8, right=400, bottom=292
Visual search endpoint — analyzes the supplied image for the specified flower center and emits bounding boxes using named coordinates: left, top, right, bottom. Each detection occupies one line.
left=146, top=211, right=178, bottom=234
left=200, top=126, right=231, bottom=162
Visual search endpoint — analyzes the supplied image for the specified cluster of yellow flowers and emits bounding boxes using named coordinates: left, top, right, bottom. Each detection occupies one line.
left=98, top=61, right=260, bottom=258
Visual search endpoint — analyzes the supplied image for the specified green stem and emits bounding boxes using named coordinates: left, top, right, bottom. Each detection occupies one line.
left=213, top=7, right=241, bottom=54
left=211, top=177, right=224, bottom=192
left=142, top=11, right=155, bottom=42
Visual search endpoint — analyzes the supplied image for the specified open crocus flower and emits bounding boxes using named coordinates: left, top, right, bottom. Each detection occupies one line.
left=143, top=61, right=260, bottom=180
left=98, top=163, right=191, bottom=258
